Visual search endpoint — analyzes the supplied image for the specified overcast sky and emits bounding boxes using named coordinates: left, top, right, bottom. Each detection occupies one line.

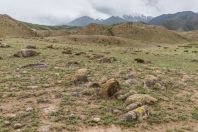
left=0, top=0, right=198, bottom=25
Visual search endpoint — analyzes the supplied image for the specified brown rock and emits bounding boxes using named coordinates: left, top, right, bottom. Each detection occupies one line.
left=99, top=78, right=120, bottom=98
left=14, top=49, right=39, bottom=57
left=62, top=48, right=72, bottom=54
left=26, top=45, right=36, bottom=49
left=14, top=123, right=23, bottom=129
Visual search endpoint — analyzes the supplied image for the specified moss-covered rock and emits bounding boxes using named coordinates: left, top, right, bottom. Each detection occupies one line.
left=125, top=94, right=157, bottom=105
left=99, top=78, right=120, bottom=98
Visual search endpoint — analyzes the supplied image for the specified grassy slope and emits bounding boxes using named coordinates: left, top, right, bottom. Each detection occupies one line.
left=0, top=15, right=36, bottom=38
left=77, top=23, right=189, bottom=44
left=0, top=37, right=197, bottom=131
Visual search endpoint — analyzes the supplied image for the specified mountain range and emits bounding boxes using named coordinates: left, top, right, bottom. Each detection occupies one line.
left=68, top=11, right=198, bottom=31
left=68, top=15, right=153, bottom=27
left=149, top=11, right=198, bottom=31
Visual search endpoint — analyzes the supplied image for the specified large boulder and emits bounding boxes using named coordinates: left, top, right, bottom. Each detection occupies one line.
left=14, top=49, right=39, bottom=57
left=99, top=78, right=120, bottom=98
left=125, top=94, right=157, bottom=105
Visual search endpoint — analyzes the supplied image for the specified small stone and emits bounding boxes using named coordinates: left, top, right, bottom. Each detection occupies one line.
left=26, top=45, right=36, bottom=49
left=62, top=48, right=72, bottom=54
left=26, top=107, right=33, bottom=112
left=93, top=117, right=101, bottom=123
left=74, top=68, right=89, bottom=84
left=14, top=123, right=23, bottom=129
left=38, top=124, right=51, bottom=132
left=4, top=121, right=11, bottom=126
left=0, top=43, right=10, bottom=48
left=126, top=102, right=143, bottom=111
left=112, top=109, right=122, bottom=114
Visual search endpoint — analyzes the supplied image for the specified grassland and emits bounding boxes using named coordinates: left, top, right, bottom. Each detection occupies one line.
left=0, top=37, right=198, bottom=132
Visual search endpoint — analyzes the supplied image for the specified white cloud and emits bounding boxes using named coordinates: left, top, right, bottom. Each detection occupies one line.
left=0, top=0, right=197, bottom=25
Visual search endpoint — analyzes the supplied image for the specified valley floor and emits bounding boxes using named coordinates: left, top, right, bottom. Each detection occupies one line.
left=0, top=37, right=198, bottom=132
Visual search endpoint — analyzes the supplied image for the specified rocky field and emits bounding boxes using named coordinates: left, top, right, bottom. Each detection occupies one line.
left=0, top=37, right=198, bottom=132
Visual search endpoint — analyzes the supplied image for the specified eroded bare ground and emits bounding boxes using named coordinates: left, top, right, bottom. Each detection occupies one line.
left=0, top=38, right=198, bottom=132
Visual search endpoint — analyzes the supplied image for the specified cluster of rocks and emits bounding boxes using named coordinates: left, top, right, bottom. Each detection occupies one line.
left=144, top=75, right=165, bottom=90
left=73, top=68, right=158, bottom=122
left=116, top=90, right=157, bottom=122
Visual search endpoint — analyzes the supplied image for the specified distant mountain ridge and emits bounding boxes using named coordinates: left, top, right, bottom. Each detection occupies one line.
left=68, top=15, right=153, bottom=27
left=149, top=11, right=198, bottom=31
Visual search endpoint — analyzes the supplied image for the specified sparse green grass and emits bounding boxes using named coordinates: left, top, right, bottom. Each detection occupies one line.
left=0, top=37, right=198, bottom=131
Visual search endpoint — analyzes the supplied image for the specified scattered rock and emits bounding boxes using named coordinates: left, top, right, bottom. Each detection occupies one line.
left=92, top=117, right=101, bottom=123
left=14, top=49, right=39, bottom=58
left=26, top=107, right=33, bottom=112
left=46, top=45, right=54, bottom=49
left=67, top=61, right=80, bottom=66
left=21, top=63, right=48, bottom=69
left=134, top=58, right=145, bottom=63
left=98, top=56, right=116, bottom=63
left=144, top=75, right=165, bottom=89
left=128, top=68, right=137, bottom=79
left=62, top=48, right=72, bottom=54
left=126, top=102, right=143, bottom=111
left=117, top=90, right=137, bottom=100
left=4, top=121, right=11, bottom=126
left=144, top=75, right=158, bottom=88
left=74, top=68, right=89, bottom=84
left=125, top=94, right=157, bottom=105
left=38, top=124, right=51, bottom=132
left=99, top=78, right=120, bottom=98
left=14, top=123, right=23, bottom=129
left=192, top=59, right=198, bottom=63
left=0, top=43, right=10, bottom=48
left=74, top=52, right=86, bottom=56
left=26, top=45, right=36, bottom=49
left=122, top=105, right=149, bottom=121
left=134, top=58, right=151, bottom=64
left=125, top=79, right=139, bottom=85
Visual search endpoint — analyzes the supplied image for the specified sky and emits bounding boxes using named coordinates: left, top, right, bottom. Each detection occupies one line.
left=0, top=0, right=198, bottom=25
